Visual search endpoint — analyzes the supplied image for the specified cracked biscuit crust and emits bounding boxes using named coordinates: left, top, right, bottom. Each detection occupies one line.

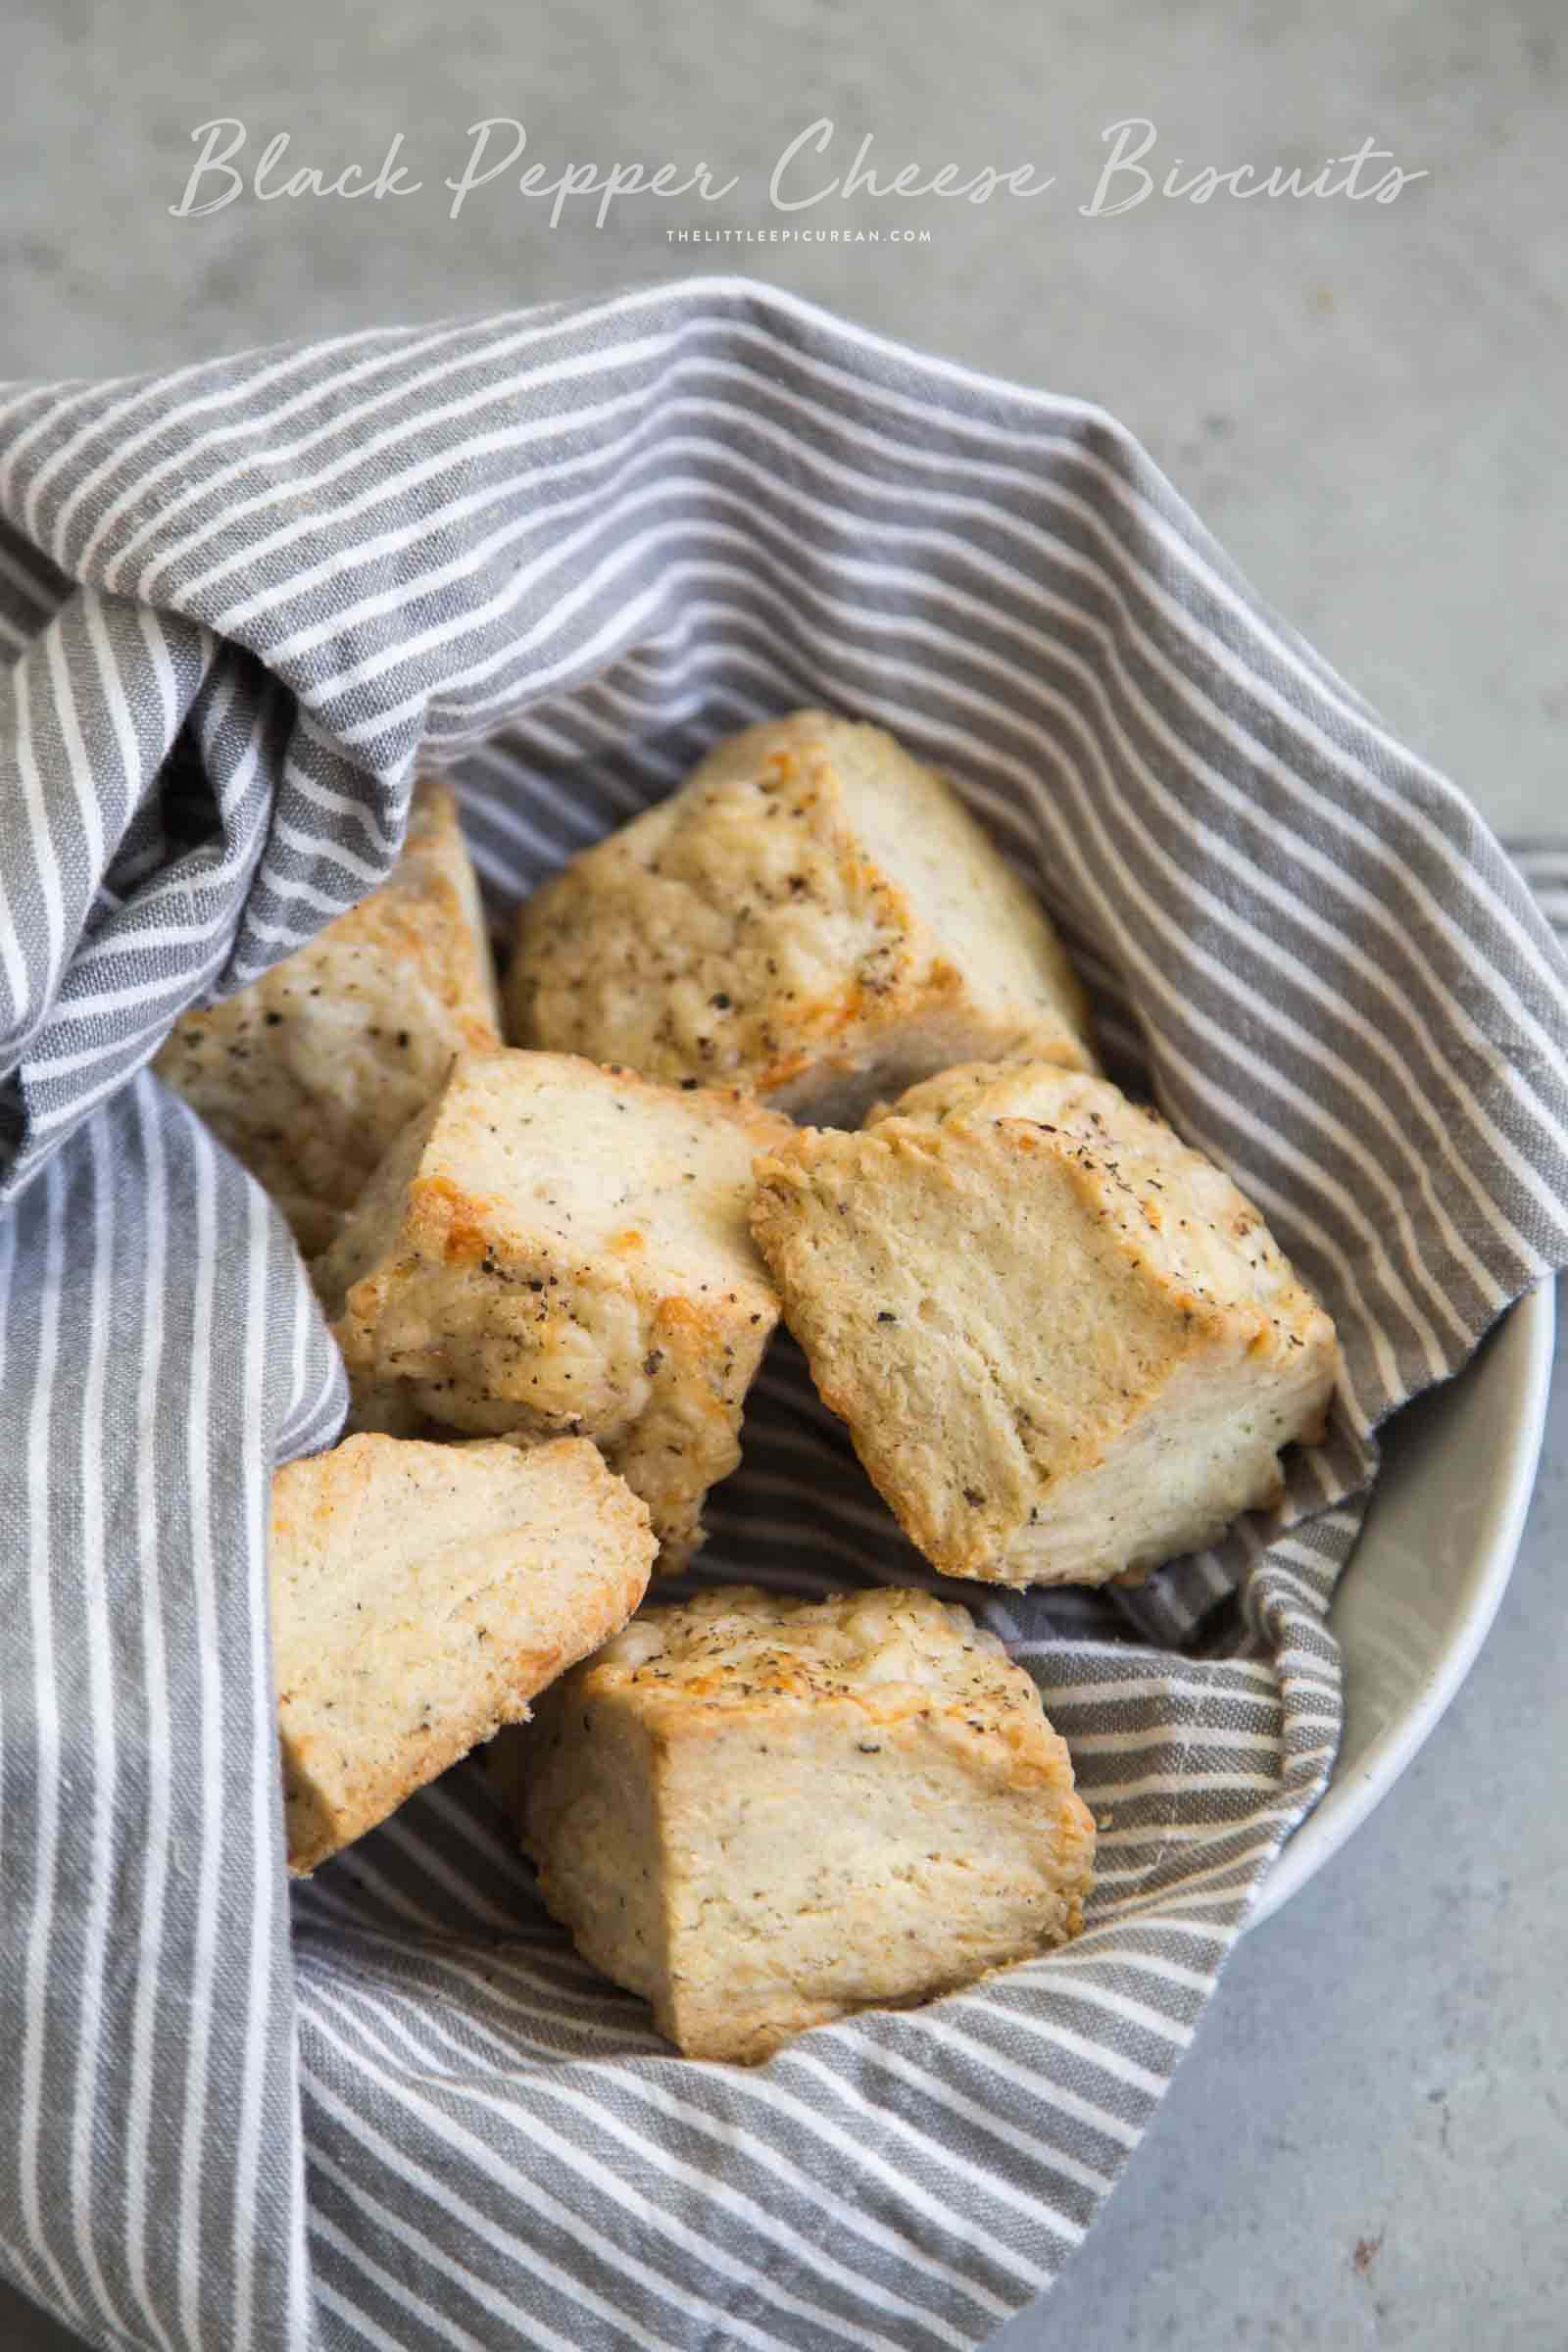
left=751, top=1062, right=1340, bottom=1587
left=314, top=1050, right=790, bottom=1568
left=508, top=710, right=1096, bottom=1125
left=520, top=1585, right=1096, bottom=2061
left=156, top=779, right=502, bottom=1255
left=272, top=1434, right=654, bottom=1875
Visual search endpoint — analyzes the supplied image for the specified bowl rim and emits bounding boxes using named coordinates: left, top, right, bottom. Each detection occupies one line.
left=1249, top=1276, right=1556, bottom=1928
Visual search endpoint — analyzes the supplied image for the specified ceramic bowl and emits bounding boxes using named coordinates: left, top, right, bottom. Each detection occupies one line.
left=1252, top=1278, right=1555, bottom=1924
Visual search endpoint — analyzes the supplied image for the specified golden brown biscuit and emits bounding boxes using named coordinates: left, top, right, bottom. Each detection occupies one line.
left=314, top=1050, right=789, bottom=1568
left=751, top=1062, right=1340, bottom=1587
left=272, top=1434, right=654, bottom=1876
left=518, top=1585, right=1096, bottom=2062
left=508, top=710, right=1095, bottom=1125
left=156, top=778, right=501, bottom=1254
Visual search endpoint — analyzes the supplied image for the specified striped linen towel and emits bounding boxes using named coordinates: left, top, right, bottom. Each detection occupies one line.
left=1, top=278, right=1565, bottom=2352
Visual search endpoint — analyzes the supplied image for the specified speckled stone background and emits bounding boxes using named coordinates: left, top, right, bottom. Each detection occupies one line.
left=4, top=5, right=1564, bottom=2346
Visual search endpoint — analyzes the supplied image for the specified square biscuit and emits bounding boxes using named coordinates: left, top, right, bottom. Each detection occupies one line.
left=751, top=1062, right=1340, bottom=1588
left=518, top=1585, right=1096, bottom=2062
left=156, top=778, right=502, bottom=1255
left=272, top=1433, right=654, bottom=1875
left=314, top=1050, right=791, bottom=1569
left=508, top=710, right=1096, bottom=1126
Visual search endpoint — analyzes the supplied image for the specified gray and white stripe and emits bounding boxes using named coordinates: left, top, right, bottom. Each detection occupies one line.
left=1, top=278, right=1564, bottom=2351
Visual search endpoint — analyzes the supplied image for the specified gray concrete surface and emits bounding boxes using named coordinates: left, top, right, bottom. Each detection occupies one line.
left=3, top=3, right=1564, bottom=2345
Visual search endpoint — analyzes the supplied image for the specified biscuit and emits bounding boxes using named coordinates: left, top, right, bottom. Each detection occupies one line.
left=751, top=1062, right=1340, bottom=1587
left=156, top=779, right=502, bottom=1254
left=314, top=1050, right=790, bottom=1568
left=518, top=1585, right=1096, bottom=2062
left=508, top=710, right=1095, bottom=1125
left=272, top=1433, right=654, bottom=1875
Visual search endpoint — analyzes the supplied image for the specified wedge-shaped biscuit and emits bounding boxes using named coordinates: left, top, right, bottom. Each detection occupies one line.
left=519, top=1585, right=1096, bottom=2062
left=156, top=779, right=502, bottom=1254
left=272, top=1434, right=654, bottom=1875
left=508, top=710, right=1095, bottom=1126
left=751, top=1063, right=1340, bottom=1588
left=315, top=1051, right=790, bottom=1568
